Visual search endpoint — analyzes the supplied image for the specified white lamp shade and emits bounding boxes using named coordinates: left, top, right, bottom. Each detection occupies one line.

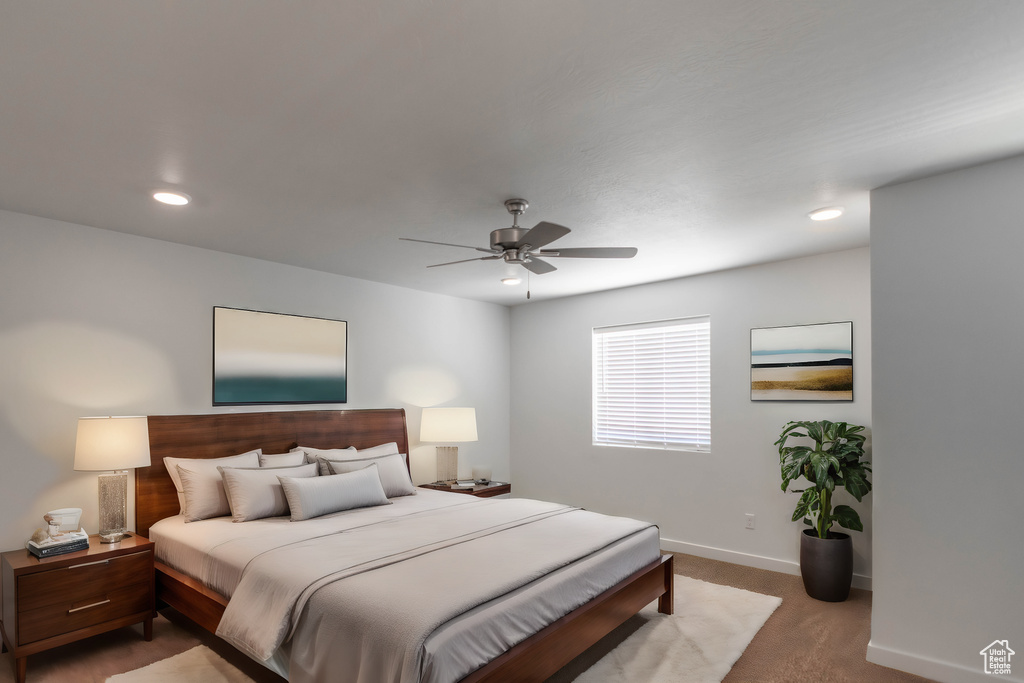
left=420, top=407, right=478, bottom=443
left=74, top=416, right=152, bottom=471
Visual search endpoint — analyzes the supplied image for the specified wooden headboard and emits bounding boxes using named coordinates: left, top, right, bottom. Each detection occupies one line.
left=135, top=408, right=409, bottom=539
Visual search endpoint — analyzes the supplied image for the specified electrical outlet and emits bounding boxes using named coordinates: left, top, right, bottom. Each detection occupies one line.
left=745, top=513, right=756, bottom=530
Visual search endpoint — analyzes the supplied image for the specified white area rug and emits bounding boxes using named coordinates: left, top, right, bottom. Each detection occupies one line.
left=106, top=645, right=253, bottom=683
left=108, top=575, right=780, bottom=683
left=576, top=575, right=783, bottom=683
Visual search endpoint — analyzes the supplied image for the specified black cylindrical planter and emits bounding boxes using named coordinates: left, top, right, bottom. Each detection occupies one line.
left=800, top=529, right=853, bottom=602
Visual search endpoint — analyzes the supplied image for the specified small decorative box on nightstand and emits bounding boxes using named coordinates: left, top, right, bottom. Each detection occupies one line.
left=419, top=481, right=512, bottom=498
left=1, top=534, right=154, bottom=683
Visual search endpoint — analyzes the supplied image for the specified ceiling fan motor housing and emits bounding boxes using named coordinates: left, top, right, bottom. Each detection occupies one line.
left=490, top=227, right=530, bottom=252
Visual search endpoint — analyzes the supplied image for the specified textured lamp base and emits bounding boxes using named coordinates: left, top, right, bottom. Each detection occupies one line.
left=98, top=470, right=128, bottom=543
left=436, top=446, right=459, bottom=482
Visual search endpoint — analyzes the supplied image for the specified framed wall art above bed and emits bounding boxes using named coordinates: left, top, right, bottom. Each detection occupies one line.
left=213, top=307, right=348, bottom=405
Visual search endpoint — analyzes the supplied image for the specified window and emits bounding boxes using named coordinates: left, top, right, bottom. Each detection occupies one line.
left=592, top=316, right=711, bottom=451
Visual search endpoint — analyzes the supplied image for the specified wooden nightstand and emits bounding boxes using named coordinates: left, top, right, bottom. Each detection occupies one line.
left=419, top=481, right=512, bottom=498
left=0, top=534, right=154, bottom=683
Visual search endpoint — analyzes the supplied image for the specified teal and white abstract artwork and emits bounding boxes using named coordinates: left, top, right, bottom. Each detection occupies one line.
left=213, top=307, right=347, bottom=405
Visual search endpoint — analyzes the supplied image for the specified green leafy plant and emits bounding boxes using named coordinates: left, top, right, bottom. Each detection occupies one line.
left=776, top=420, right=872, bottom=539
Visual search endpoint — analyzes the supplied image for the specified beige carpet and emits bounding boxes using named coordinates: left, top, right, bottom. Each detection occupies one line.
left=670, top=553, right=936, bottom=683
left=573, top=575, right=781, bottom=683
left=106, top=645, right=252, bottom=682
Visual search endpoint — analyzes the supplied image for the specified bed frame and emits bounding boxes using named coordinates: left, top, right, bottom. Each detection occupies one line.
left=136, top=408, right=674, bottom=682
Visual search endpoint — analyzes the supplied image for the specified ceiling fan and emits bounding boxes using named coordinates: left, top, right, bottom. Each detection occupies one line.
left=400, top=199, right=638, bottom=275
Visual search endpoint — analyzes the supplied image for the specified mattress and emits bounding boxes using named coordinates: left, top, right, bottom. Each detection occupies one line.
left=150, top=489, right=660, bottom=682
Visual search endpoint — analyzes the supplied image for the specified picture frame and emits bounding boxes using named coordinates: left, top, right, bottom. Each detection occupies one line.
left=750, top=321, right=852, bottom=402
left=213, top=306, right=348, bottom=405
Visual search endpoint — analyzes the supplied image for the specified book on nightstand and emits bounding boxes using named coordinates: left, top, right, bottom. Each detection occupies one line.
left=27, top=529, right=90, bottom=558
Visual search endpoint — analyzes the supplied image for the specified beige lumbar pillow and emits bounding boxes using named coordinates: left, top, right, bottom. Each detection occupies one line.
left=279, top=464, right=390, bottom=521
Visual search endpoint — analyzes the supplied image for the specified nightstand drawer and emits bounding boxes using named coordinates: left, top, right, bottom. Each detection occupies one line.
left=17, top=582, right=152, bottom=644
left=17, top=550, right=151, bottom=613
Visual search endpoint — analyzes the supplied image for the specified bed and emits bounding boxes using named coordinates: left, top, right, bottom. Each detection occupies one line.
left=136, top=408, right=674, bottom=682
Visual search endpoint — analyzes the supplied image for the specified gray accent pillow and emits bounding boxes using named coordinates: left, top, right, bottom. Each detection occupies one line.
left=291, top=446, right=358, bottom=475
left=259, top=451, right=308, bottom=468
left=325, top=452, right=415, bottom=498
left=353, top=442, right=400, bottom=456
left=279, top=464, right=390, bottom=521
left=220, top=463, right=319, bottom=522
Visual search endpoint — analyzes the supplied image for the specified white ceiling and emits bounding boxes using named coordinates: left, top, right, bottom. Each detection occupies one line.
left=3, top=2, right=1024, bottom=305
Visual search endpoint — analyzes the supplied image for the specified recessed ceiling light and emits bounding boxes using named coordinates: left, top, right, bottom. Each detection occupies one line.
left=153, top=191, right=191, bottom=206
left=808, top=206, right=843, bottom=221
left=501, top=277, right=521, bottom=286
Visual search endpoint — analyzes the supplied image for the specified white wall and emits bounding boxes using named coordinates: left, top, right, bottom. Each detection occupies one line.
left=510, top=248, right=872, bottom=583
left=0, top=209, right=510, bottom=552
left=869, top=156, right=1024, bottom=682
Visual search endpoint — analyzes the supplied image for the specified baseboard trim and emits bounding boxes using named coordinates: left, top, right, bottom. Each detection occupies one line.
left=867, top=640, right=1023, bottom=683
left=660, top=537, right=872, bottom=591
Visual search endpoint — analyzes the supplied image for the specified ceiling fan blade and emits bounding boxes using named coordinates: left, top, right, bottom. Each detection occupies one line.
left=522, top=257, right=557, bottom=275
left=400, top=237, right=495, bottom=254
left=427, top=255, right=501, bottom=268
left=515, top=222, right=571, bottom=250
left=537, top=247, right=638, bottom=259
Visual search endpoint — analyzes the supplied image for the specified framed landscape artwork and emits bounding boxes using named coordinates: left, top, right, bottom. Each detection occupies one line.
left=213, top=307, right=348, bottom=405
left=750, top=321, right=853, bottom=401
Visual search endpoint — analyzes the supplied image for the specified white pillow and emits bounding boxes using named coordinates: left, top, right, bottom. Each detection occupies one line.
left=355, top=442, right=400, bottom=456
left=259, top=451, right=308, bottom=468
left=293, top=442, right=398, bottom=457
left=164, top=450, right=261, bottom=514
left=220, top=463, right=319, bottom=522
left=305, top=443, right=405, bottom=476
left=326, top=452, right=415, bottom=498
left=177, top=463, right=233, bottom=522
left=279, top=464, right=390, bottom=521
left=292, top=446, right=357, bottom=475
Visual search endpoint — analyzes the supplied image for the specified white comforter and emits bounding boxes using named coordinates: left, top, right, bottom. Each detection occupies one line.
left=209, top=497, right=655, bottom=683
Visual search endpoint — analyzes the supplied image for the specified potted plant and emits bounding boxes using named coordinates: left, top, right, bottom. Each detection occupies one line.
left=776, top=420, right=871, bottom=601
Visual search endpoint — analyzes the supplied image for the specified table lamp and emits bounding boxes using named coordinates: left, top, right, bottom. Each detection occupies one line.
left=420, top=407, right=477, bottom=483
left=74, top=416, right=151, bottom=543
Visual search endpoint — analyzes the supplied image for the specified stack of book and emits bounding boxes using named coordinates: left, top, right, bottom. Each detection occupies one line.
left=27, top=529, right=90, bottom=558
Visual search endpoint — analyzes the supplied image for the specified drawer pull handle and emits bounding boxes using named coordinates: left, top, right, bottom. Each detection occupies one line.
left=68, top=559, right=110, bottom=570
left=68, top=599, right=111, bottom=614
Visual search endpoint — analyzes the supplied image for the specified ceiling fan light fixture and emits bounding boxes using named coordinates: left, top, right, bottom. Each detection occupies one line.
left=501, top=277, right=521, bottom=286
left=808, top=206, right=844, bottom=221
left=153, top=190, right=191, bottom=206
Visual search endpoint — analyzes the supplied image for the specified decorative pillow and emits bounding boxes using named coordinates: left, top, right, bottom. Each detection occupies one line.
left=164, top=450, right=261, bottom=514
left=326, top=452, right=415, bottom=498
left=176, top=463, right=233, bottom=522
left=303, top=443, right=404, bottom=475
left=291, top=446, right=357, bottom=474
left=279, top=464, right=390, bottom=521
left=259, top=451, right=308, bottom=468
left=220, top=463, right=319, bottom=522
left=354, top=442, right=400, bottom=457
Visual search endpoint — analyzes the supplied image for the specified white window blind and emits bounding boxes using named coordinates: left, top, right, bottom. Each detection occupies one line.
left=593, top=316, right=711, bottom=451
